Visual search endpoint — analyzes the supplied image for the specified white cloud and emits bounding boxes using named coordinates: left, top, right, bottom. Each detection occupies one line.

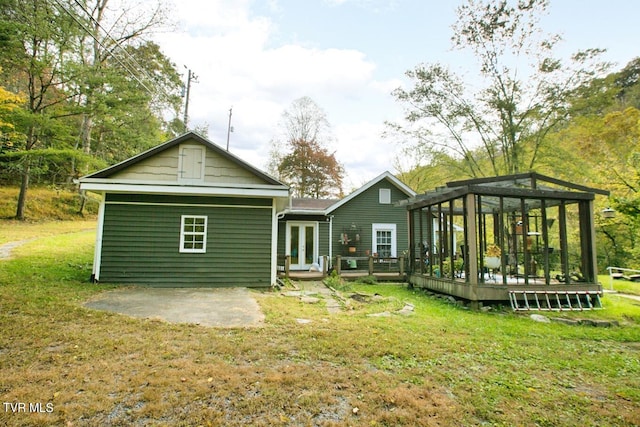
left=152, top=0, right=399, bottom=181
left=334, top=121, right=401, bottom=188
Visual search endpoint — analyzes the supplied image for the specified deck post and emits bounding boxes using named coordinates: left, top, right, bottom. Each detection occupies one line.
left=285, top=255, right=290, bottom=278
left=336, top=255, right=342, bottom=275
left=399, top=256, right=405, bottom=277
left=368, top=256, right=374, bottom=275
left=580, top=200, right=598, bottom=282
left=465, top=193, right=479, bottom=304
left=323, top=255, right=328, bottom=277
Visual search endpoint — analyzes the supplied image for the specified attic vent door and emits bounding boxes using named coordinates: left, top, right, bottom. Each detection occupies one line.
left=179, top=146, right=205, bottom=182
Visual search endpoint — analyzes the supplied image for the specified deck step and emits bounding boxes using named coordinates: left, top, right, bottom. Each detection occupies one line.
left=509, top=290, right=602, bottom=311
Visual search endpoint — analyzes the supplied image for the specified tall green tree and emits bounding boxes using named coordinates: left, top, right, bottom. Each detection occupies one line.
left=541, top=106, right=640, bottom=268
left=0, top=0, right=183, bottom=218
left=82, top=41, right=183, bottom=164
left=0, top=0, right=80, bottom=219
left=388, top=0, right=608, bottom=177
left=66, top=0, right=182, bottom=167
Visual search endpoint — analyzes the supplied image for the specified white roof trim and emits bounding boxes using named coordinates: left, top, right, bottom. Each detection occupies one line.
left=81, top=177, right=288, bottom=191
left=80, top=182, right=290, bottom=199
left=325, top=171, right=416, bottom=214
left=277, top=208, right=329, bottom=216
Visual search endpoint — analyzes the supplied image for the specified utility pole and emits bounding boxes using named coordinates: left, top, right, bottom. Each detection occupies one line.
left=183, top=68, right=198, bottom=130
left=226, top=106, right=233, bottom=151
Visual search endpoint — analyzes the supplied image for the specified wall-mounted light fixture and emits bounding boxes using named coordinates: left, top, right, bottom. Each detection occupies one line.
left=602, top=207, right=616, bottom=219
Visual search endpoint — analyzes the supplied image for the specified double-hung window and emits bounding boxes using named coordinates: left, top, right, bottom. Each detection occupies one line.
left=376, top=230, right=393, bottom=257
left=372, top=223, right=397, bottom=258
left=180, top=215, right=208, bottom=253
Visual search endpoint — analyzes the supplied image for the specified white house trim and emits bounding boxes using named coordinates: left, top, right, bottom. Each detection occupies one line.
left=79, top=177, right=287, bottom=190
left=80, top=182, right=289, bottom=199
left=270, top=202, right=278, bottom=285
left=105, top=201, right=272, bottom=209
left=92, top=193, right=106, bottom=282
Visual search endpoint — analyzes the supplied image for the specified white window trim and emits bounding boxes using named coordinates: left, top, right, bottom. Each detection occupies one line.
left=372, top=223, right=397, bottom=257
left=379, top=188, right=391, bottom=204
left=180, top=215, right=208, bottom=253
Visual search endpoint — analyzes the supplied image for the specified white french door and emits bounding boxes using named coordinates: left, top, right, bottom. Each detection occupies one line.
left=286, top=222, right=318, bottom=270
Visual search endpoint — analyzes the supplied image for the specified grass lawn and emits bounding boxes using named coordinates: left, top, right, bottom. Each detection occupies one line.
left=1, top=222, right=639, bottom=426
left=600, top=274, right=640, bottom=297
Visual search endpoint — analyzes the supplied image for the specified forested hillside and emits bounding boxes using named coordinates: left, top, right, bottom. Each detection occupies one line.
left=0, top=0, right=184, bottom=220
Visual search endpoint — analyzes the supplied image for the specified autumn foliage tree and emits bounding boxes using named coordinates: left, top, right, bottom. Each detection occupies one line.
left=278, top=138, right=343, bottom=199
left=270, top=97, right=344, bottom=198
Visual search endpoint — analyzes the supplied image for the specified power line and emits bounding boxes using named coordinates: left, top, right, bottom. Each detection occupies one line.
left=51, top=0, right=160, bottom=96
left=52, top=0, right=191, bottom=129
left=70, top=0, right=160, bottom=91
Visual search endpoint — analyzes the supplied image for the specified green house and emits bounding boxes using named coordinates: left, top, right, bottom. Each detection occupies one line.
left=277, top=172, right=417, bottom=272
left=79, top=132, right=289, bottom=287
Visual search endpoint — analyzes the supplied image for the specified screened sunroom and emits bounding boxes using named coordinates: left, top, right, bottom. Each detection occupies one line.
left=405, top=173, right=610, bottom=310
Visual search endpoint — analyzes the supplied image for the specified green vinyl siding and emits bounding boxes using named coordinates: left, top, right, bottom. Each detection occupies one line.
left=106, top=193, right=273, bottom=207
left=331, top=179, right=410, bottom=258
left=318, top=221, right=329, bottom=258
left=99, top=195, right=273, bottom=287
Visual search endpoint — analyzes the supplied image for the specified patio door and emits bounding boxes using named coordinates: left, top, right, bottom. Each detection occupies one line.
left=287, top=222, right=318, bottom=270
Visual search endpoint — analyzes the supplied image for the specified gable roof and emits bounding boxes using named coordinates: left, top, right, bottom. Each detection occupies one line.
left=291, top=198, right=339, bottom=211
left=325, top=171, right=416, bottom=214
left=279, top=171, right=416, bottom=216
left=81, top=131, right=285, bottom=186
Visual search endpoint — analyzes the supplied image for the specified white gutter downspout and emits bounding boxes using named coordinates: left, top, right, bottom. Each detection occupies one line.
left=91, top=192, right=106, bottom=282
left=271, top=200, right=279, bottom=286
left=328, top=215, right=334, bottom=269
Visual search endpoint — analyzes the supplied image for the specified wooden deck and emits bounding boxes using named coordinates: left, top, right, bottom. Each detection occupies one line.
left=409, top=273, right=603, bottom=305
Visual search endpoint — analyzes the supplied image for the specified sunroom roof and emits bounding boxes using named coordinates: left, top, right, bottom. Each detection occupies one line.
left=404, top=172, right=609, bottom=213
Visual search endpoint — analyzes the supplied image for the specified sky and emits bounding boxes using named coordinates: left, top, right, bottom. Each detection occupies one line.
left=150, top=0, right=639, bottom=190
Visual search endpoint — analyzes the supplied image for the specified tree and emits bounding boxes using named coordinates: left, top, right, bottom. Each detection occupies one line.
left=388, top=0, right=608, bottom=177
left=568, top=57, right=640, bottom=117
left=541, top=106, right=640, bottom=268
left=0, top=0, right=183, bottom=218
left=278, top=139, right=344, bottom=199
left=82, top=41, right=183, bottom=164
left=270, top=97, right=344, bottom=198
left=0, top=0, right=79, bottom=219
left=66, top=0, right=181, bottom=166
left=0, top=73, right=23, bottom=150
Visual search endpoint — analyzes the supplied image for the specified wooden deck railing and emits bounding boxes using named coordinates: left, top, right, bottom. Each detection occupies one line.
left=277, top=255, right=406, bottom=279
